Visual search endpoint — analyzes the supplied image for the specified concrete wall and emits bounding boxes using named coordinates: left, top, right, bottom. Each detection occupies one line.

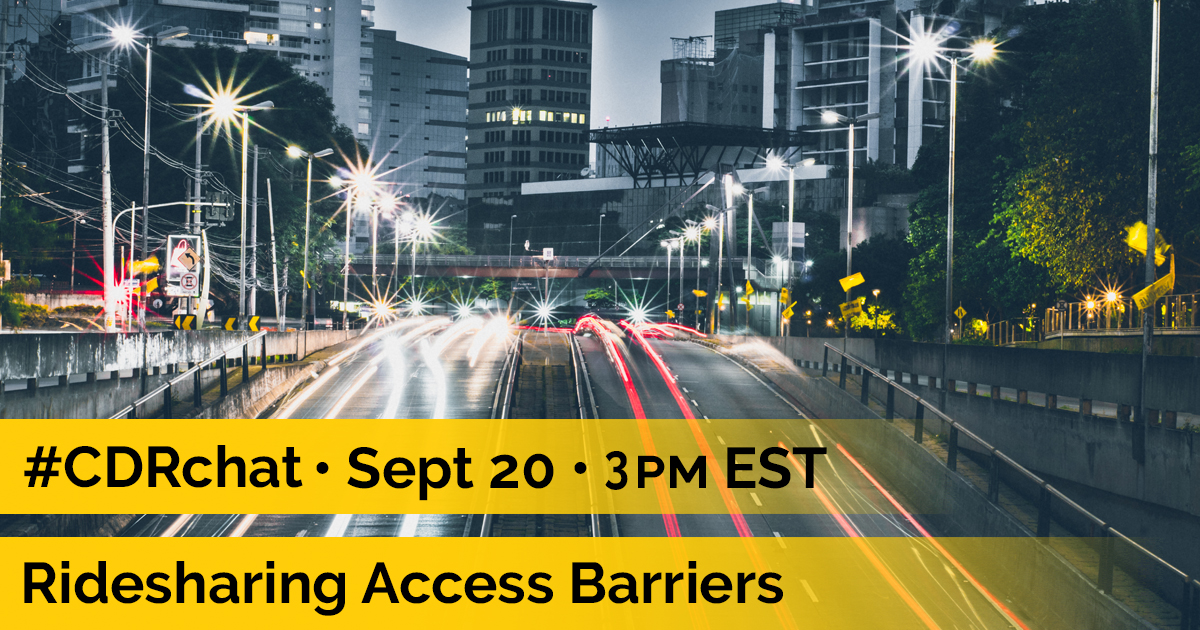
left=18, top=292, right=104, bottom=310
left=0, top=368, right=220, bottom=420
left=0, top=330, right=354, bottom=419
left=1032, top=334, right=1200, bottom=356
left=0, top=329, right=353, bottom=381
left=716, top=335, right=1200, bottom=416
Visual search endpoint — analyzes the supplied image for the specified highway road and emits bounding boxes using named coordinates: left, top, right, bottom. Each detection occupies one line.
left=121, top=316, right=1026, bottom=629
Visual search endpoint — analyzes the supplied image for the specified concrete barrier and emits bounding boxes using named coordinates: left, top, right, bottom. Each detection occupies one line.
left=0, top=329, right=354, bottom=382
left=714, top=336, right=1200, bottom=416
left=0, top=330, right=355, bottom=419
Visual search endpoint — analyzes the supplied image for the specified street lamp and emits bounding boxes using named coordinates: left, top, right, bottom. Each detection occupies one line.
left=766, top=155, right=814, bottom=337
left=907, top=34, right=997, bottom=345
left=821, top=109, right=879, bottom=344
left=107, top=25, right=188, bottom=330
left=287, top=145, right=334, bottom=330
left=509, top=214, right=518, bottom=264
left=111, top=24, right=189, bottom=330
left=598, top=212, right=606, bottom=257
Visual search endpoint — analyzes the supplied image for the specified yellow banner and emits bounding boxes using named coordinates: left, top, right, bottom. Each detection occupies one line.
left=0, top=537, right=1044, bottom=629
left=1, top=419, right=884, bottom=515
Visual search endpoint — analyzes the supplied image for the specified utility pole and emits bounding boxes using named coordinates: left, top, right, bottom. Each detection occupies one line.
left=101, top=57, right=116, bottom=332
left=137, top=41, right=153, bottom=332
left=249, top=145, right=259, bottom=317
left=0, top=0, right=8, bottom=227
left=1137, top=0, right=1162, bottom=465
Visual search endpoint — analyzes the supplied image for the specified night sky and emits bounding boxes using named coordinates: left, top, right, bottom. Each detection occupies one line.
left=375, top=0, right=789, bottom=130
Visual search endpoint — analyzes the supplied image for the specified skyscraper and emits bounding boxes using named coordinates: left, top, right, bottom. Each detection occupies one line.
left=368, top=31, right=468, bottom=203
left=466, top=0, right=595, bottom=201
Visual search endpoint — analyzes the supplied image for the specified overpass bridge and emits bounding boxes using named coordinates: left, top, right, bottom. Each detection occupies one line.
left=348, top=254, right=790, bottom=286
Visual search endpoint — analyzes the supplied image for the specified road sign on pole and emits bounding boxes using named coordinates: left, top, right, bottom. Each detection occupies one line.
left=165, top=235, right=202, bottom=297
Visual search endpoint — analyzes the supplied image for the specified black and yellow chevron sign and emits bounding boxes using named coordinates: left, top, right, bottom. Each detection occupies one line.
left=248, top=316, right=261, bottom=332
left=173, top=315, right=196, bottom=330
left=224, top=317, right=238, bottom=331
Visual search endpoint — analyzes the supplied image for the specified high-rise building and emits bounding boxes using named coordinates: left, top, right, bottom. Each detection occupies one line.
left=466, top=0, right=595, bottom=201
left=64, top=0, right=377, bottom=169
left=663, top=0, right=1019, bottom=168
left=368, top=30, right=468, bottom=202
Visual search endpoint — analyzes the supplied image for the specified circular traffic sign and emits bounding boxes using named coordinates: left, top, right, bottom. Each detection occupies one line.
left=180, top=272, right=199, bottom=292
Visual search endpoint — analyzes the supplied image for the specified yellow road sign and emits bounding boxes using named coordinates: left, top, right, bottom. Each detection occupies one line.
left=780, top=288, right=789, bottom=304
left=840, top=298, right=864, bottom=319
left=174, top=315, right=198, bottom=330
left=955, top=306, right=966, bottom=320
left=224, top=317, right=237, bottom=331
left=666, top=310, right=675, bottom=319
left=692, top=289, right=707, bottom=297
left=781, top=301, right=797, bottom=319
left=249, top=316, right=261, bottom=332
left=839, top=272, right=865, bottom=293
left=745, top=280, right=754, bottom=296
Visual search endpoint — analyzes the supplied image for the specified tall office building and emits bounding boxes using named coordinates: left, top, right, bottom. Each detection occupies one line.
left=369, top=30, right=468, bottom=203
left=466, top=0, right=595, bottom=201
left=662, top=0, right=1018, bottom=168
left=64, top=0, right=377, bottom=168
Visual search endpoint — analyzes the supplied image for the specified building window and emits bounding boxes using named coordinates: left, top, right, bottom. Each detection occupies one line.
left=487, top=8, right=508, bottom=42
left=359, top=107, right=371, bottom=119
left=358, top=122, right=370, bottom=135
left=514, top=7, right=534, bottom=41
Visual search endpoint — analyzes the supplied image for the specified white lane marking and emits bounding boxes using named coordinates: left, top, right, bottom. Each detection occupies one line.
left=773, top=531, right=787, bottom=549
left=801, top=579, right=819, bottom=603
left=325, top=514, right=353, bottom=537
left=398, top=514, right=421, bottom=537
left=691, top=399, right=700, bottom=407
left=682, top=387, right=689, bottom=393
left=717, top=436, right=726, bottom=445
left=229, top=514, right=258, bottom=537
left=704, top=416, right=710, bottom=422
left=750, top=492, right=762, bottom=507
left=809, top=424, right=825, bottom=448
left=159, top=514, right=193, bottom=538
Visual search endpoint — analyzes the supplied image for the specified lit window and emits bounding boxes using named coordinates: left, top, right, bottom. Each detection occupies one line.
left=539, top=110, right=547, bottom=121
left=358, top=122, right=370, bottom=135
left=580, top=114, right=586, bottom=125
left=314, top=22, right=323, bottom=29
left=570, top=113, right=578, bottom=124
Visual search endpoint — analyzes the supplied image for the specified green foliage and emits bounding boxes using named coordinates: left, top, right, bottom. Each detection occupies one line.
left=3, top=275, right=40, bottom=293
left=0, top=199, right=59, bottom=271
left=585, top=287, right=614, bottom=308
left=479, top=278, right=512, bottom=301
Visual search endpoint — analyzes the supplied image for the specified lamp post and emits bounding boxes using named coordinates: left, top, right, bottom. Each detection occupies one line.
left=235, top=103, right=273, bottom=328
left=287, top=146, right=334, bottom=330
left=821, top=109, right=880, bottom=345
left=766, top=156, right=815, bottom=337
left=598, top=212, right=606, bottom=257
left=508, top=214, right=518, bottom=264
left=907, top=34, right=997, bottom=398
left=1137, top=0, right=1162, bottom=463
left=110, top=25, right=189, bottom=331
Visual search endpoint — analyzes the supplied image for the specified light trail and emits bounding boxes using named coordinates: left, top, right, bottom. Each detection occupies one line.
left=836, top=444, right=1029, bottom=630
left=324, top=365, right=378, bottom=419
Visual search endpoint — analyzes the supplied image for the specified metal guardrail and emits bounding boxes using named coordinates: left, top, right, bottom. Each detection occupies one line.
left=109, top=331, right=269, bottom=419
left=822, top=342, right=1199, bottom=629
left=491, top=332, right=523, bottom=420
left=986, top=320, right=1042, bottom=346
left=1042, top=293, right=1200, bottom=338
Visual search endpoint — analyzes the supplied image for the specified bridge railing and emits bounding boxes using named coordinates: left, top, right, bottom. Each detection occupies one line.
left=823, top=341, right=1199, bottom=630
left=1042, top=293, right=1200, bottom=338
left=109, top=331, right=270, bottom=419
